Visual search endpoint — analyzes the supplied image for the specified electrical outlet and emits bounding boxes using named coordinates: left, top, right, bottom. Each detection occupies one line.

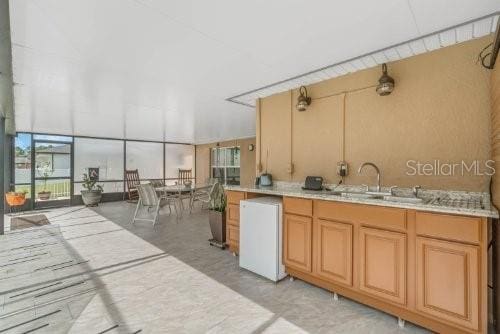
left=287, top=163, right=294, bottom=174
left=337, top=161, right=348, bottom=177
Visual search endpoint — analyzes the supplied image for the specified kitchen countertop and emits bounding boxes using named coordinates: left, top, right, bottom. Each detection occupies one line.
left=226, top=182, right=499, bottom=218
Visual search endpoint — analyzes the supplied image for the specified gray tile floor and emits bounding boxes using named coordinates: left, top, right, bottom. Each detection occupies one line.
left=0, top=201, right=430, bottom=333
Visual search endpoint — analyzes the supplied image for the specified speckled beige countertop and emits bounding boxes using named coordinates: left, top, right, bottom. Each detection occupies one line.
left=225, top=182, right=499, bottom=219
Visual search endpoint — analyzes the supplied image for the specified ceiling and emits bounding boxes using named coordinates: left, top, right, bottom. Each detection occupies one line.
left=9, top=0, right=500, bottom=144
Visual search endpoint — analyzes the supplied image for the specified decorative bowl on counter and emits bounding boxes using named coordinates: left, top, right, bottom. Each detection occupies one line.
left=183, top=180, right=193, bottom=188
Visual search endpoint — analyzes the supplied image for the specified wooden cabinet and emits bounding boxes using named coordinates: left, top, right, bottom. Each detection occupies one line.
left=227, top=225, right=239, bottom=249
left=314, top=219, right=353, bottom=286
left=244, top=193, right=487, bottom=334
left=416, top=237, right=480, bottom=331
left=359, top=227, right=407, bottom=305
left=225, top=191, right=245, bottom=253
left=283, top=214, right=312, bottom=273
left=226, top=203, right=240, bottom=225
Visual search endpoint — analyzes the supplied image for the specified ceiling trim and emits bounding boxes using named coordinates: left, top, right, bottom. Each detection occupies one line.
left=227, top=11, right=500, bottom=108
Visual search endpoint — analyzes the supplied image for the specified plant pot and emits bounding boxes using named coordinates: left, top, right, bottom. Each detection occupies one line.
left=37, top=191, right=51, bottom=200
left=81, top=190, right=102, bottom=207
left=209, top=210, right=226, bottom=243
left=5, top=192, right=26, bottom=206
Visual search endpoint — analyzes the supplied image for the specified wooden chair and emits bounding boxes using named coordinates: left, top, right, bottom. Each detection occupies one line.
left=178, top=169, right=192, bottom=184
left=125, top=169, right=140, bottom=202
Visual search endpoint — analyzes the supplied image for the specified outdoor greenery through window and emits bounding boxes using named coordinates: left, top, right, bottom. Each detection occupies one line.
left=14, top=133, right=31, bottom=197
left=15, top=133, right=73, bottom=204
left=211, top=146, right=240, bottom=185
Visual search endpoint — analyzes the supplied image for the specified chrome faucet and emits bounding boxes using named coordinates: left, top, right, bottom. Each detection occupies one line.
left=358, top=162, right=381, bottom=192
left=412, top=185, right=421, bottom=198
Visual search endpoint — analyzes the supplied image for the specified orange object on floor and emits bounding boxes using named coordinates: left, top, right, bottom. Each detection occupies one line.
left=5, top=192, right=27, bottom=207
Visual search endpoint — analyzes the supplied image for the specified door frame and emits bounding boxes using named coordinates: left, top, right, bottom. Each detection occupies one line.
left=31, top=138, right=74, bottom=210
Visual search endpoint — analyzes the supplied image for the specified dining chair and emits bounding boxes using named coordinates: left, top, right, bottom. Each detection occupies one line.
left=125, top=169, right=140, bottom=202
left=189, top=183, right=216, bottom=213
left=177, top=185, right=192, bottom=212
left=152, top=180, right=179, bottom=216
left=178, top=169, right=192, bottom=184
left=132, top=183, right=164, bottom=226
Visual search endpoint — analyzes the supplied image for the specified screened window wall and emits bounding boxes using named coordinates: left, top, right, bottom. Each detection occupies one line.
left=14, top=133, right=195, bottom=208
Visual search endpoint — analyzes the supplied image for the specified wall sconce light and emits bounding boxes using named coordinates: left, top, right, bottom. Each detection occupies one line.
left=296, top=86, right=312, bottom=111
left=376, top=63, right=395, bottom=96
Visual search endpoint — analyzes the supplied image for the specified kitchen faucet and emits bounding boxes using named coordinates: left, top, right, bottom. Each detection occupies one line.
left=358, top=162, right=381, bottom=192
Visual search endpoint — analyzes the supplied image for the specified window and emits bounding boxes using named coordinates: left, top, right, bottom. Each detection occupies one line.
left=74, top=138, right=124, bottom=181
left=12, top=132, right=195, bottom=209
left=74, top=138, right=125, bottom=194
left=211, top=146, right=240, bottom=185
left=165, top=144, right=195, bottom=181
left=33, top=134, right=73, bottom=142
left=14, top=133, right=31, bottom=185
left=126, top=141, right=163, bottom=180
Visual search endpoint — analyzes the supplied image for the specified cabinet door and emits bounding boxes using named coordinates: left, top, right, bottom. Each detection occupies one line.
left=314, top=219, right=353, bottom=286
left=226, top=203, right=240, bottom=226
left=228, top=225, right=239, bottom=253
left=359, top=227, right=407, bottom=305
left=284, top=214, right=312, bottom=273
left=416, top=237, right=479, bottom=331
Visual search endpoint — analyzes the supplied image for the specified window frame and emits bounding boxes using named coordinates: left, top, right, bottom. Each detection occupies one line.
left=210, top=146, right=240, bottom=185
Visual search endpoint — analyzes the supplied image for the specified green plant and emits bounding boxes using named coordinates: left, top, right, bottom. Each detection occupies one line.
left=36, top=161, right=54, bottom=192
left=209, top=182, right=226, bottom=212
left=82, top=173, right=103, bottom=192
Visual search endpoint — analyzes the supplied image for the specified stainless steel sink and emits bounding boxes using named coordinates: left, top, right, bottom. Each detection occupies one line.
left=326, top=190, right=424, bottom=204
left=382, top=196, right=424, bottom=204
left=341, top=192, right=381, bottom=199
left=327, top=191, right=382, bottom=200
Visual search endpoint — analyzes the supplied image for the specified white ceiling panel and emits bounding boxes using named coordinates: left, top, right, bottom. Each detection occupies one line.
left=407, top=0, right=500, bottom=34
left=8, top=0, right=500, bottom=143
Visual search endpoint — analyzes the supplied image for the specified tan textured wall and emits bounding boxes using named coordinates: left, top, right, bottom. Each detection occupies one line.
left=492, top=52, right=500, bottom=207
left=196, top=137, right=256, bottom=186
left=258, top=36, right=494, bottom=192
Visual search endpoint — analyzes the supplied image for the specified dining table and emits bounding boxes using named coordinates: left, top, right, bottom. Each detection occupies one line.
left=155, top=183, right=212, bottom=215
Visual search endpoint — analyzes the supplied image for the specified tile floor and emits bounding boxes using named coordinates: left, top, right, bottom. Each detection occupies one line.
left=0, top=201, right=430, bottom=333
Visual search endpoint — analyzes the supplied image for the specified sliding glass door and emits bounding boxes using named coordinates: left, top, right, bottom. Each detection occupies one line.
left=33, top=137, right=73, bottom=209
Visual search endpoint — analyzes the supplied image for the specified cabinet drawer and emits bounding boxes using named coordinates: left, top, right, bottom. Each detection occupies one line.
left=415, top=212, right=481, bottom=244
left=284, top=197, right=313, bottom=217
left=226, top=191, right=245, bottom=204
left=226, top=204, right=240, bottom=225
left=315, top=200, right=406, bottom=232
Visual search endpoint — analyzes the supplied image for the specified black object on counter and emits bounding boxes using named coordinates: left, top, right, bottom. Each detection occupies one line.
left=302, top=176, right=324, bottom=191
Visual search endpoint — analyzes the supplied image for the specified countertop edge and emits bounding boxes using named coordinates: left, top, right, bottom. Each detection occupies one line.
left=225, top=186, right=499, bottom=219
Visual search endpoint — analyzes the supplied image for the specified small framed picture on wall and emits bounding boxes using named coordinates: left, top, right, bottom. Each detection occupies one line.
left=88, top=167, right=99, bottom=181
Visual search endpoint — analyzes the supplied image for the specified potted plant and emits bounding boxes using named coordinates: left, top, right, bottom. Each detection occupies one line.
left=81, top=173, right=103, bottom=207
left=208, top=182, right=226, bottom=248
left=5, top=190, right=27, bottom=207
left=36, top=161, right=53, bottom=200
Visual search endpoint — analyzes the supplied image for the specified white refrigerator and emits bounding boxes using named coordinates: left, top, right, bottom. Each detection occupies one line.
left=239, top=197, right=287, bottom=282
